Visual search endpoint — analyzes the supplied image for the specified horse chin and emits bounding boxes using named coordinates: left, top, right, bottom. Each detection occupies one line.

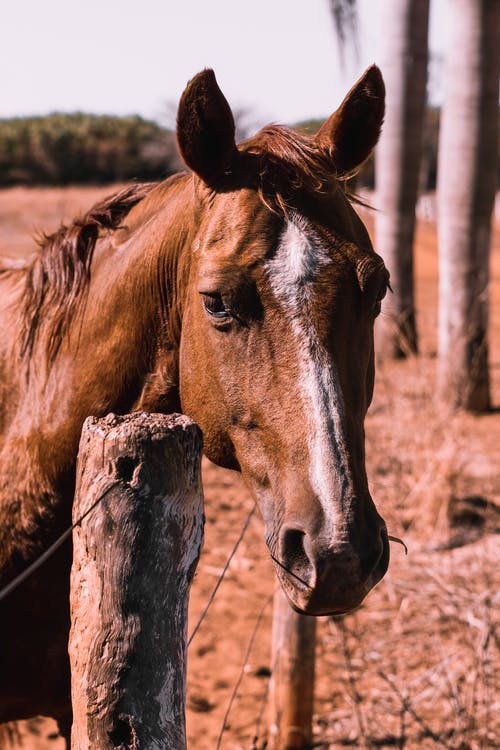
left=277, top=575, right=368, bottom=617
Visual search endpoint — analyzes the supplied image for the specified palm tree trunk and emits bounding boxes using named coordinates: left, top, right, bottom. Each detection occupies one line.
left=437, top=0, right=500, bottom=411
left=375, top=0, right=430, bottom=358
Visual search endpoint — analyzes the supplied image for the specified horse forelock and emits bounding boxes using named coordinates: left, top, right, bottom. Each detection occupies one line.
left=238, top=125, right=335, bottom=212
left=19, top=182, right=156, bottom=365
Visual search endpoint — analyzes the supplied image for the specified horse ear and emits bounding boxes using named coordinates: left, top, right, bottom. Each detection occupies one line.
left=316, top=65, right=385, bottom=176
left=177, top=69, right=237, bottom=184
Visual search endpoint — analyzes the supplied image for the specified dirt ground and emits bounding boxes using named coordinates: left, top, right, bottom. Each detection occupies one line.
left=0, top=186, right=498, bottom=749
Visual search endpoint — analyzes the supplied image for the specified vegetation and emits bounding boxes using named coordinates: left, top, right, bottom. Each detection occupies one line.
left=0, top=107, right=495, bottom=190
left=0, top=113, right=183, bottom=186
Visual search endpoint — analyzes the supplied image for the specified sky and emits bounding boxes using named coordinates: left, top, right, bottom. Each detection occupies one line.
left=1, top=0, right=445, bottom=126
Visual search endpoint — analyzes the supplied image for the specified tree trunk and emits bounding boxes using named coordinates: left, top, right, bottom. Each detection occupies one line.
left=69, top=412, right=204, bottom=750
left=437, top=0, right=500, bottom=411
left=375, top=0, right=430, bottom=358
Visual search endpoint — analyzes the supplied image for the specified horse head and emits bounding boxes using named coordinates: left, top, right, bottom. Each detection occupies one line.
left=176, top=68, right=389, bottom=616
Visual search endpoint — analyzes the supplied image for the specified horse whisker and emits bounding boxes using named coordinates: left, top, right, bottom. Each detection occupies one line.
left=388, top=534, right=408, bottom=555
left=269, top=553, right=313, bottom=589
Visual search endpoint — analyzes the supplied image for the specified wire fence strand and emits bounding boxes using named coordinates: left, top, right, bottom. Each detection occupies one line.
left=0, top=479, right=122, bottom=603
left=188, top=504, right=256, bottom=647
left=215, top=592, right=273, bottom=750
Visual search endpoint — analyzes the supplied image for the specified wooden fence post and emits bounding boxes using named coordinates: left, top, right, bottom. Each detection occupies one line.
left=269, top=588, right=317, bottom=749
left=69, top=412, right=204, bottom=750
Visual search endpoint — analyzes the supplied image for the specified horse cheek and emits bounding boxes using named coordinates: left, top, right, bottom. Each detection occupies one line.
left=178, top=306, right=239, bottom=471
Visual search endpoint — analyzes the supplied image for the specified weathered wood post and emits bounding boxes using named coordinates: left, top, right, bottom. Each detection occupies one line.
left=69, top=412, right=204, bottom=750
left=269, top=588, right=317, bottom=749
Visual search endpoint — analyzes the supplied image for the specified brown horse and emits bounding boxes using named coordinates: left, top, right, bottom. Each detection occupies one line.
left=0, top=67, right=389, bottom=742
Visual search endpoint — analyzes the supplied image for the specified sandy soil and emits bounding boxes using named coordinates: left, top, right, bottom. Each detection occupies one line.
left=0, top=186, right=498, bottom=749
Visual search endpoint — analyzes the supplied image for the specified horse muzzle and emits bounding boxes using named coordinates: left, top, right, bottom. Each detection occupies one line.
left=269, top=521, right=390, bottom=616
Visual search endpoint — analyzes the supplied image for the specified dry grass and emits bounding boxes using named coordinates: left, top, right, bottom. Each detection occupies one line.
left=309, top=355, right=500, bottom=750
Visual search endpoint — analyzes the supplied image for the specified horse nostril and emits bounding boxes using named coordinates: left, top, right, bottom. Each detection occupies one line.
left=279, top=527, right=314, bottom=588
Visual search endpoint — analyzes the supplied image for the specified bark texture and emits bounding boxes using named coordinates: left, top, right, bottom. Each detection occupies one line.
left=69, top=412, right=204, bottom=750
left=437, top=0, right=500, bottom=411
left=375, top=0, right=430, bottom=358
left=269, top=588, right=316, bottom=750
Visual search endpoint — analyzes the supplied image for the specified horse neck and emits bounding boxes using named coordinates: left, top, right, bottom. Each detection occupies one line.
left=0, top=176, right=196, bottom=572
left=56, top=174, right=197, bottom=435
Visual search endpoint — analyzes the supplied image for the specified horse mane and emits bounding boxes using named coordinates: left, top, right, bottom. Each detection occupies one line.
left=20, top=182, right=156, bottom=363
left=240, top=125, right=337, bottom=213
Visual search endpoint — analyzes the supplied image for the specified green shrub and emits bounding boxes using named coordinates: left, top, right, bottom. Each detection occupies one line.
left=0, top=113, right=183, bottom=185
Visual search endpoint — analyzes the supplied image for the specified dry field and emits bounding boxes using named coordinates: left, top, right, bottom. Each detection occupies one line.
left=0, top=186, right=499, bottom=749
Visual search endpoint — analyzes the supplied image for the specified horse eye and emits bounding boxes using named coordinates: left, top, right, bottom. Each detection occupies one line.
left=201, top=292, right=231, bottom=319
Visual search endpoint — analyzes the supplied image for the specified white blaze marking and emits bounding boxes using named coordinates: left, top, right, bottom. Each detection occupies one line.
left=265, top=216, right=353, bottom=531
